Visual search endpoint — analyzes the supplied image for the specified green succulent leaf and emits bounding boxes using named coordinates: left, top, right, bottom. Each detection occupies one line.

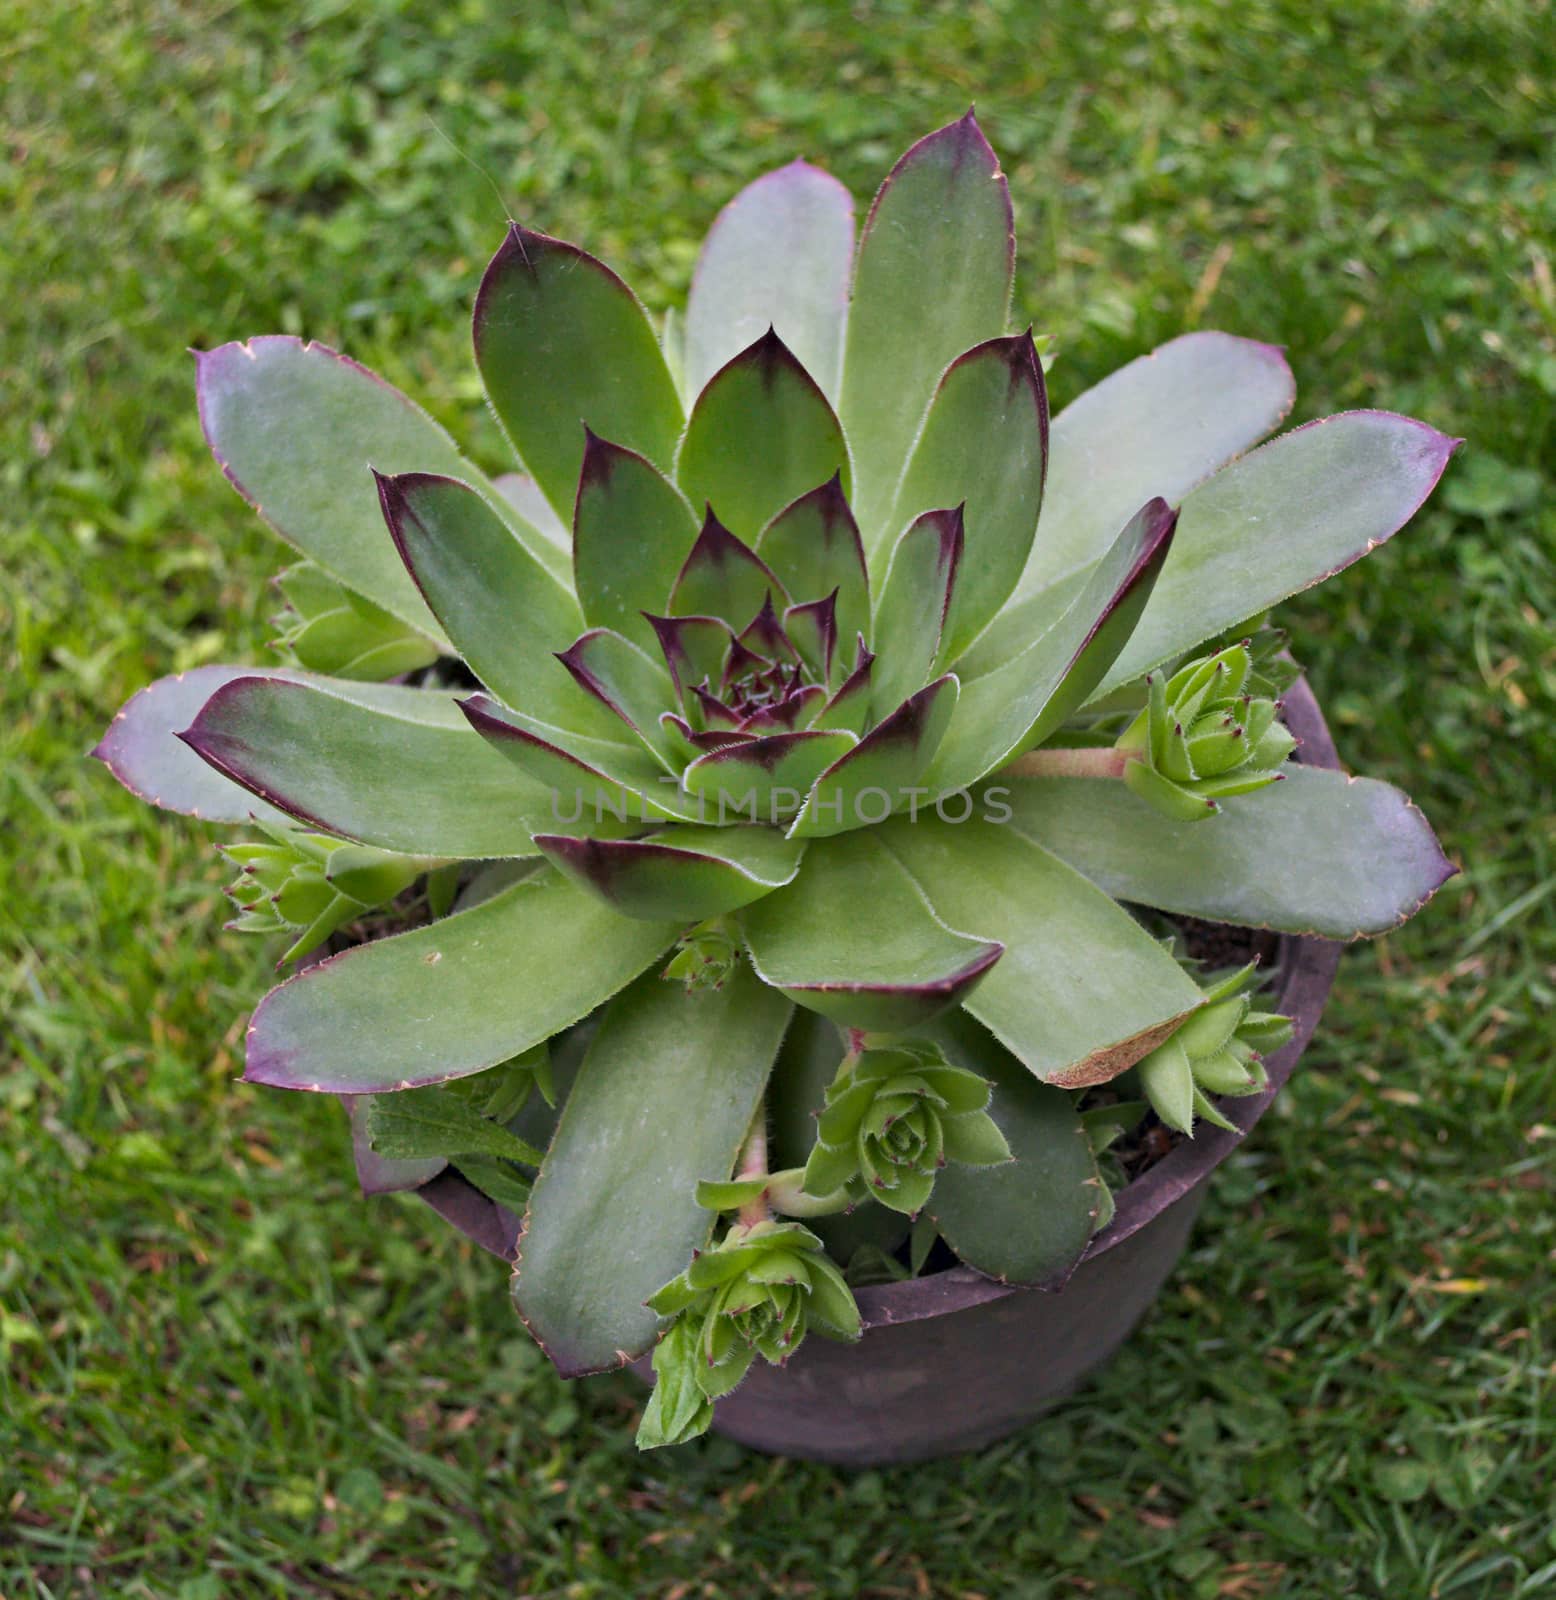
left=637, top=1315, right=716, bottom=1449
left=841, top=111, right=1014, bottom=538
left=682, top=730, right=858, bottom=824
left=554, top=627, right=680, bottom=766
left=195, top=336, right=504, bottom=641
left=876, top=812, right=1204, bottom=1085
left=342, top=1094, right=446, bottom=1196
left=513, top=966, right=790, bottom=1377
left=452, top=1156, right=534, bottom=1214
left=1095, top=412, right=1462, bottom=695
left=180, top=675, right=555, bottom=857
left=924, top=1010, right=1101, bottom=1285
left=676, top=328, right=851, bottom=542
left=572, top=432, right=699, bottom=647
left=474, top=224, right=684, bottom=519
left=272, top=561, right=440, bottom=681
left=755, top=474, right=871, bottom=653
left=1014, top=331, right=1295, bottom=600
left=533, top=824, right=805, bottom=921
left=244, top=867, right=678, bottom=1093
left=376, top=470, right=613, bottom=733
left=788, top=674, right=960, bottom=840
left=930, top=498, right=1176, bottom=791
left=871, top=507, right=963, bottom=712
left=739, top=829, right=1003, bottom=1031
left=684, top=158, right=855, bottom=405
left=1002, top=764, right=1456, bottom=938
left=669, top=510, right=789, bottom=623
left=884, top=332, right=1047, bottom=658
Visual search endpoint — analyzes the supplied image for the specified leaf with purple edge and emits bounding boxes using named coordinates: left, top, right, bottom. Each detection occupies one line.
left=1014, top=331, right=1297, bottom=602
left=572, top=432, right=699, bottom=648
left=684, top=159, right=856, bottom=404
left=376, top=469, right=616, bottom=735
left=179, top=675, right=553, bottom=857
left=840, top=111, right=1015, bottom=537
left=513, top=965, right=790, bottom=1377
left=927, top=499, right=1177, bottom=791
left=676, top=329, right=851, bottom=543
left=682, top=729, right=858, bottom=825
left=756, top=473, right=870, bottom=653
left=1001, top=763, right=1456, bottom=939
left=810, top=638, right=875, bottom=736
left=870, top=507, right=964, bottom=712
left=644, top=614, right=736, bottom=706
left=874, top=812, right=1204, bottom=1087
left=787, top=675, right=959, bottom=840
left=738, top=830, right=1003, bottom=1032
left=244, top=867, right=679, bottom=1095
left=668, top=509, right=789, bottom=623
left=555, top=627, right=680, bottom=768
left=532, top=824, right=805, bottom=921
left=1093, top=411, right=1462, bottom=696
left=883, top=332, right=1047, bottom=659
left=782, top=593, right=838, bottom=686
left=458, top=693, right=704, bottom=826
left=474, top=224, right=684, bottom=519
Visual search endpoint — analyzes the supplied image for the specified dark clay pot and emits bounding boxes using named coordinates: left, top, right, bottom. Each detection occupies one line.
left=419, top=678, right=1343, bottom=1466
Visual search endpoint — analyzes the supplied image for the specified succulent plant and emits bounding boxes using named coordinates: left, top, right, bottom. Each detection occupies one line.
left=95, top=111, right=1456, bottom=1448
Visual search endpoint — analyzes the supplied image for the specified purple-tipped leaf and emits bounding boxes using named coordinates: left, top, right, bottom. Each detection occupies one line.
left=782, top=592, right=839, bottom=685
left=555, top=628, right=679, bottom=768
left=930, top=499, right=1178, bottom=791
left=1016, top=331, right=1296, bottom=601
left=811, top=637, right=876, bottom=735
left=474, top=224, right=684, bottom=518
left=685, top=159, right=856, bottom=403
left=788, top=675, right=959, bottom=839
left=668, top=508, right=789, bottom=623
left=883, top=332, right=1048, bottom=658
left=533, top=823, right=805, bottom=921
left=675, top=329, right=851, bottom=542
left=179, top=675, right=551, bottom=857
left=644, top=613, right=735, bottom=704
left=681, top=729, right=858, bottom=825
left=458, top=693, right=702, bottom=826
left=756, top=473, right=870, bottom=651
left=739, top=830, right=1003, bottom=1032
left=572, top=432, right=699, bottom=648
left=840, top=111, right=1015, bottom=537
left=870, top=506, right=965, bottom=711
left=1096, top=411, right=1461, bottom=695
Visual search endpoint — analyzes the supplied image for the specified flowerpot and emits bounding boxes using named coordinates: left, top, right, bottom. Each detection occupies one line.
left=418, top=677, right=1343, bottom=1466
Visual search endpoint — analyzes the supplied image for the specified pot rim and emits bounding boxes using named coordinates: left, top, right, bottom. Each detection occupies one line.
left=417, top=676, right=1343, bottom=1331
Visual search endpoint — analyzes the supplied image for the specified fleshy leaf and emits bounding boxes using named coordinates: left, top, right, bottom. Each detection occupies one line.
left=684, top=159, right=855, bottom=404
left=869, top=507, right=963, bottom=712
left=676, top=329, right=851, bottom=542
left=474, top=224, right=684, bottom=519
left=532, top=824, right=805, bottom=921
left=1002, top=763, right=1455, bottom=938
left=179, top=675, right=551, bottom=857
left=194, top=337, right=500, bottom=641
left=1095, top=412, right=1462, bottom=695
left=513, top=966, right=789, bottom=1376
left=840, top=112, right=1014, bottom=537
left=458, top=693, right=704, bottom=825
left=1014, top=332, right=1296, bottom=600
left=876, top=812, right=1204, bottom=1085
left=669, top=509, right=789, bottom=623
left=376, top=470, right=609, bottom=732
left=554, top=628, right=679, bottom=766
left=928, top=499, right=1177, bottom=790
left=682, top=730, right=857, bottom=825
left=755, top=475, right=870, bottom=651
left=788, top=675, right=959, bottom=839
left=245, top=867, right=678, bottom=1093
left=923, top=1011, right=1100, bottom=1286
left=342, top=1095, right=446, bottom=1196
left=882, top=333, right=1048, bottom=661
left=572, top=433, right=699, bottom=647
left=739, top=830, right=1002, bottom=1031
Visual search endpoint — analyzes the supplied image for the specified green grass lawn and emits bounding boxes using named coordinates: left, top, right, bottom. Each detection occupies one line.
left=4, top=0, right=1553, bottom=1594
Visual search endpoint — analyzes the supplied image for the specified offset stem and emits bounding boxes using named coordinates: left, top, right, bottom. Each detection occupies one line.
left=735, top=1099, right=770, bottom=1228
left=1002, top=746, right=1132, bottom=780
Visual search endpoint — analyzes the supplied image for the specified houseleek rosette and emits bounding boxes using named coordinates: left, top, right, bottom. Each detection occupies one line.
left=95, top=110, right=1457, bottom=1443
